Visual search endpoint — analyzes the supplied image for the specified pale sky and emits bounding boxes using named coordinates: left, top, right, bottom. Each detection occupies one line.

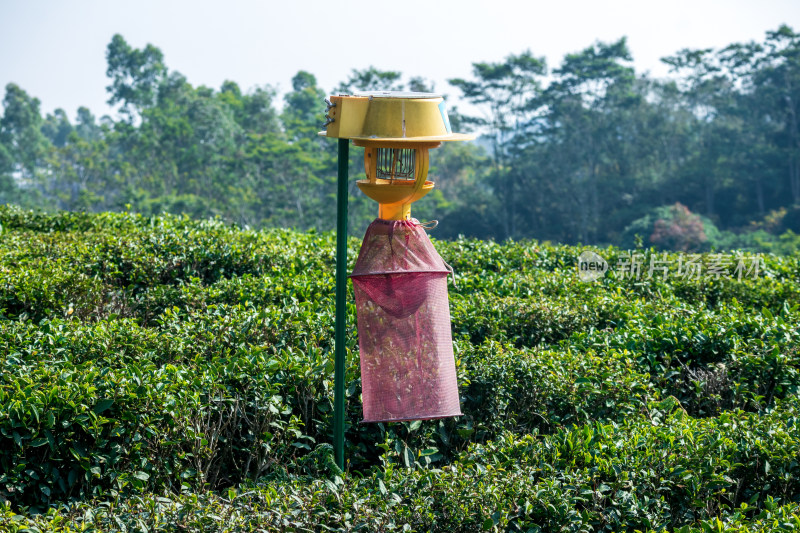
left=2, top=0, right=799, bottom=121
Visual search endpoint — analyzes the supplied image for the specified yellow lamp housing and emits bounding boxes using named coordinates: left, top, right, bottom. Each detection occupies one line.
left=320, top=91, right=475, bottom=220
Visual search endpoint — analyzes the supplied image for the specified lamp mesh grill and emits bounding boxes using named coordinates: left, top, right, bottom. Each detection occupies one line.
left=376, top=148, right=415, bottom=181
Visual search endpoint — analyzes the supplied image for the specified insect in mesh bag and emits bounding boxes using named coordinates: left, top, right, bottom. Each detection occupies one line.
left=351, top=218, right=461, bottom=423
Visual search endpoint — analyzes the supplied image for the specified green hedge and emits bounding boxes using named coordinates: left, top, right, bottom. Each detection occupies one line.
left=1, top=206, right=798, bottom=530
left=2, top=399, right=799, bottom=532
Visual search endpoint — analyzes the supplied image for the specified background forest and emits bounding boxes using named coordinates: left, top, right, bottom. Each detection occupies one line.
left=2, top=28, right=800, bottom=252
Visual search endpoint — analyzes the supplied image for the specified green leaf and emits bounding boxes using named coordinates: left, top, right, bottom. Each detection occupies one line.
left=402, top=446, right=414, bottom=468
left=45, top=429, right=55, bottom=450
left=93, top=398, right=114, bottom=415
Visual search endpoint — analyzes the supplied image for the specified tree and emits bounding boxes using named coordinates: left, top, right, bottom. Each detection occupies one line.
left=106, top=34, right=167, bottom=118
left=662, top=46, right=738, bottom=221
left=535, top=38, right=638, bottom=243
left=0, top=140, right=15, bottom=204
left=282, top=71, right=326, bottom=141
left=239, top=86, right=281, bottom=136
left=407, top=76, right=435, bottom=93
left=75, top=107, right=102, bottom=142
left=335, top=67, right=403, bottom=94
left=449, top=50, right=547, bottom=238
left=49, top=132, right=112, bottom=211
left=756, top=26, right=800, bottom=205
left=660, top=27, right=800, bottom=226
left=41, top=109, right=73, bottom=147
left=0, top=83, right=49, bottom=182
left=4, top=30, right=799, bottom=249
left=622, top=203, right=709, bottom=252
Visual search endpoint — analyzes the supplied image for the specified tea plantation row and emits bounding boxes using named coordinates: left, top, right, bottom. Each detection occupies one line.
left=0, top=205, right=798, bottom=531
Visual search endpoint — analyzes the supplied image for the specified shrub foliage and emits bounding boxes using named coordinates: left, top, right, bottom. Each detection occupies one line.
left=1, top=205, right=799, bottom=531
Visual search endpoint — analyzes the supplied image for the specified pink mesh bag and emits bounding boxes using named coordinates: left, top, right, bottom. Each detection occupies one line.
left=351, top=218, right=462, bottom=423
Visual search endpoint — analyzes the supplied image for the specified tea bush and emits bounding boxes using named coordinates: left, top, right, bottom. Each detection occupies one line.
left=1, top=205, right=798, bottom=531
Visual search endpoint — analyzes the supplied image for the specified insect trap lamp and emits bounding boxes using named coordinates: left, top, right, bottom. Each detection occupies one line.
left=321, top=92, right=474, bottom=432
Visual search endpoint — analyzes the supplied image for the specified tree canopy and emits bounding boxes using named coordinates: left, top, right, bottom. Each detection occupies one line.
left=2, top=30, right=800, bottom=251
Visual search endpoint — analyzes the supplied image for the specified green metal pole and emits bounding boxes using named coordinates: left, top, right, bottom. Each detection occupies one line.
left=333, top=138, right=349, bottom=471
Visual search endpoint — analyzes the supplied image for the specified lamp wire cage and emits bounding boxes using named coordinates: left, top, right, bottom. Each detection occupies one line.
left=376, top=148, right=416, bottom=181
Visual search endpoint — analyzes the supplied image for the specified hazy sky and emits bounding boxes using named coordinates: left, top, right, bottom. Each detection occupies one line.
left=2, top=0, right=799, bottom=121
